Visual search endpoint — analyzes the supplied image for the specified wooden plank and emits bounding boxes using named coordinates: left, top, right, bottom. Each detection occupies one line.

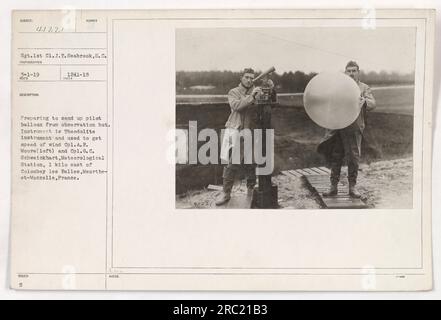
left=322, top=198, right=368, bottom=209
left=303, top=168, right=318, bottom=175
left=323, top=195, right=353, bottom=199
left=281, top=171, right=298, bottom=179
left=324, top=204, right=367, bottom=209
left=312, top=183, right=345, bottom=187
left=288, top=170, right=303, bottom=178
left=295, top=169, right=311, bottom=176
left=305, top=178, right=329, bottom=183
left=324, top=197, right=358, bottom=202
left=207, top=184, right=223, bottom=191
left=307, top=179, right=341, bottom=184
left=323, top=197, right=364, bottom=203
left=313, top=186, right=347, bottom=191
left=316, top=189, right=348, bottom=193
left=312, top=182, right=344, bottom=187
left=318, top=166, right=332, bottom=174
left=310, top=167, right=329, bottom=175
left=303, top=174, right=321, bottom=180
left=303, top=173, right=328, bottom=179
left=302, top=168, right=317, bottom=176
left=303, top=174, right=368, bottom=209
left=304, top=178, right=330, bottom=184
left=323, top=197, right=367, bottom=204
left=316, top=192, right=349, bottom=197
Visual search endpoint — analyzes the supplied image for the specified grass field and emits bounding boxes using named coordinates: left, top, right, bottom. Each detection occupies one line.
left=176, top=157, right=413, bottom=209
left=175, top=84, right=414, bottom=194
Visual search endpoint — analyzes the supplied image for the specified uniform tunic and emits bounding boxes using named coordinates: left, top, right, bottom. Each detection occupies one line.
left=317, top=81, right=376, bottom=184
left=220, top=83, right=258, bottom=191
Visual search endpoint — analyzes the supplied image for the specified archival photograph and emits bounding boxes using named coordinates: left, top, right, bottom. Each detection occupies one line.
left=9, top=9, right=434, bottom=292
left=175, top=27, right=416, bottom=210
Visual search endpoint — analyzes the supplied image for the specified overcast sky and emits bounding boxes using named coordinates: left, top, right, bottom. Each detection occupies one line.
left=176, top=27, right=416, bottom=74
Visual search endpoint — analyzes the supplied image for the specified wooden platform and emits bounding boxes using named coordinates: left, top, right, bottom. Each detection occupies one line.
left=281, top=166, right=331, bottom=178
left=281, top=167, right=368, bottom=209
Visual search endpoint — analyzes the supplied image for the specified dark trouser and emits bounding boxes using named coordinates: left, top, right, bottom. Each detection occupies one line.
left=222, top=164, right=256, bottom=194
left=329, top=129, right=362, bottom=185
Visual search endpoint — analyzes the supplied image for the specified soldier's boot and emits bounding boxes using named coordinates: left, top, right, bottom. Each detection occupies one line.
left=215, top=178, right=233, bottom=206
left=323, top=183, right=338, bottom=197
left=349, top=182, right=361, bottom=198
left=246, top=179, right=256, bottom=195
left=323, top=162, right=341, bottom=197
left=215, top=192, right=231, bottom=206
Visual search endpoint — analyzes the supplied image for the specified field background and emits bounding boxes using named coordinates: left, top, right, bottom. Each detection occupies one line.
left=176, top=85, right=414, bottom=196
left=177, top=85, right=414, bottom=115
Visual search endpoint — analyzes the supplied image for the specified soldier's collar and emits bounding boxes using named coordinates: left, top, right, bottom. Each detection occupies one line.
left=239, top=83, right=254, bottom=94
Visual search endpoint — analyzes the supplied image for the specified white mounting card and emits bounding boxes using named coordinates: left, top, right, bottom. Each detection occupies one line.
left=10, top=9, right=435, bottom=291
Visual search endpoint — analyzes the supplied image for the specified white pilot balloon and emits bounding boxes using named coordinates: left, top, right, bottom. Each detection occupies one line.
left=303, top=72, right=361, bottom=130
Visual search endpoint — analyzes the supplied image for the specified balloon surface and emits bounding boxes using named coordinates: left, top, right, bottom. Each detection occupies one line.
left=303, top=72, right=361, bottom=130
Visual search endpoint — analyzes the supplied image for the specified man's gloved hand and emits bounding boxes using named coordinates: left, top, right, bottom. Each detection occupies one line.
left=359, top=96, right=366, bottom=107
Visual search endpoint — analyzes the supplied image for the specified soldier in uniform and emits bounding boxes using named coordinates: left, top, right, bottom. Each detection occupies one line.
left=317, top=61, right=376, bottom=198
left=215, top=68, right=262, bottom=206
